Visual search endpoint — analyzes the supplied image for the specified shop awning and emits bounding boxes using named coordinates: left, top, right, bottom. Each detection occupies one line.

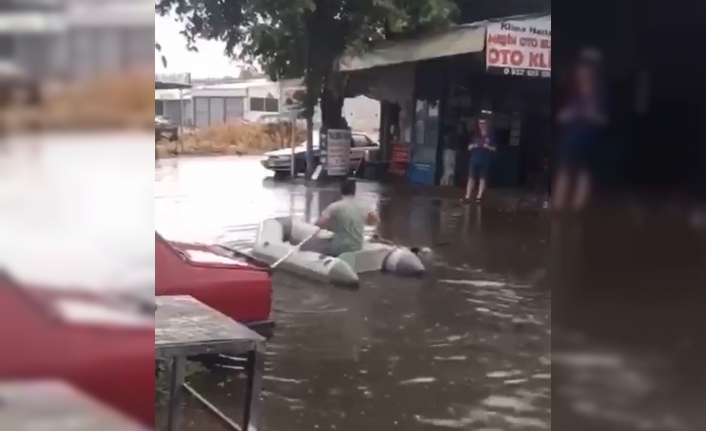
left=338, top=24, right=486, bottom=72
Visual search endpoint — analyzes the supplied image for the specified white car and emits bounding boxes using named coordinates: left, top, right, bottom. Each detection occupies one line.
left=261, top=132, right=379, bottom=179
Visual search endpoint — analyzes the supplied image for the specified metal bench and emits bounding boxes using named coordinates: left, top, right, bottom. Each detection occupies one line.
left=0, top=381, right=148, bottom=431
left=155, top=295, right=266, bottom=431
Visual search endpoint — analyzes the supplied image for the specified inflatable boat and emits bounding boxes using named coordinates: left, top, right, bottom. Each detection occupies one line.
left=239, top=217, right=430, bottom=286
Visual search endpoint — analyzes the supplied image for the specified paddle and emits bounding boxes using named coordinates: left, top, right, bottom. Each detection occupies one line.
left=270, top=227, right=321, bottom=269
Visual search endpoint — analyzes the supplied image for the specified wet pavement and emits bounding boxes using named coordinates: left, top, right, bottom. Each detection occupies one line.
left=155, top=155, right=551, bottom=430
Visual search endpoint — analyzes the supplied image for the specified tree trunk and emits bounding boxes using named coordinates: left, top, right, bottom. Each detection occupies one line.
left=305, top=115, right=314, bottom=179
left=321, top=85, right=347, bottom=130
left=302, top=19, right=319, bottom=180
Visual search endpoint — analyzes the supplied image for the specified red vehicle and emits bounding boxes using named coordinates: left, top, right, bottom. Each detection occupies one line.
left=155, top=233, right=274, bottom=338
left=0, top=275, right=155, bottom=428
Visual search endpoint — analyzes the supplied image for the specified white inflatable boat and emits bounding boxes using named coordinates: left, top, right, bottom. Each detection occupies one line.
left=246, top=217, right=430, bottom=286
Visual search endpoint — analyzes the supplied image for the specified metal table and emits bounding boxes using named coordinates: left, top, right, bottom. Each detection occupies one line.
left=155, top=295, right=266, bottom=431
left=0, top=381, right=148, bottom=431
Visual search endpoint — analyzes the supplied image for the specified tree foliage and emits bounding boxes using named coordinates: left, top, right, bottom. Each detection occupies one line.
left=155, top=0, right=457, bottom=120
left=156, top=0, right=458, bottom=177
left=452, top=0, right=550, bottom=24
left=155, top=42, right=167, bottom=68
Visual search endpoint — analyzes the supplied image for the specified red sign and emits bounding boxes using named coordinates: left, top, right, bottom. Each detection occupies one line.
left=389, top=142, right=409, bottom=175
left=486, top=17, right=551, bottom=78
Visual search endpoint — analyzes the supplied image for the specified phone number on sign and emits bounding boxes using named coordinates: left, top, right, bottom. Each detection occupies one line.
left=489, top=67, right=550, bottom=78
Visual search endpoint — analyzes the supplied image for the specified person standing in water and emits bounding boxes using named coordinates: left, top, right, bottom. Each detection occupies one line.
left=303, top=179, right=379, bottom=256
left=553, top=50, right=607, bottom=213
left=464, top=117, right=497, bottom=203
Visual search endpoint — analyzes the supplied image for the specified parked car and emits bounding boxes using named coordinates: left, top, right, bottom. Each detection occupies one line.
left=155, top=115, right=178, bottom=142
left=155, top=233, right=274, bottom=339
left=1, top=274, right=155, bottom=427
left=261, top=131, right=379, bottom=179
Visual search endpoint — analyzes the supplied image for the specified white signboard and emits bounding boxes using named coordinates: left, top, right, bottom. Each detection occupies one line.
left=326, top=129, right=351, bottom=176
left=486, top=16, right=551, bottom=78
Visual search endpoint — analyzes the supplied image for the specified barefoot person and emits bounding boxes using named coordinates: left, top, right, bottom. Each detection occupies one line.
left=302, top=179, right=379, bottom=256
left=464, top=117, right=496, bottom=203
left=553, top=50, right=607, bottom=212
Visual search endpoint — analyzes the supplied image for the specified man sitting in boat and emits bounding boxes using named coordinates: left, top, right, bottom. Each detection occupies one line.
left=303, top=179, right=379, bottom=257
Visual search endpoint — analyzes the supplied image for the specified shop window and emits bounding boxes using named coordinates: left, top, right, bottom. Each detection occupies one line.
left=250, top=97, right=279, bottom=112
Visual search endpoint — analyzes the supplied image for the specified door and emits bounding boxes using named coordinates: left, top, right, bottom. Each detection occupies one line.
left=225, top=97, right=244, bottom=122
left=194, top=98, right=209, bottom=128
left=209, top=98, right=225, bottom=124
left=408, top=100, right=440, bottom=185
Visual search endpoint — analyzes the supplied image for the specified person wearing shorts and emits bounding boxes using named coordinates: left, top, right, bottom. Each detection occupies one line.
left=553, top=50, right=607, bottom=212
left=464, top=118, right=496, bottom=203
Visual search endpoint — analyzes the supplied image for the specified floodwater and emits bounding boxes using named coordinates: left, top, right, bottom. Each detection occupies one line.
left=3, top=133, right=702, bottom=430
left=155, top=155, right=552, bottom=430
left=156, top=155, right=706, bottom=431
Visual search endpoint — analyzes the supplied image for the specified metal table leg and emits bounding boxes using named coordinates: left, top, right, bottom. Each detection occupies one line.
left=166, top=356, right=187, bottom=431
left=243, top=343, right=265, bottom=431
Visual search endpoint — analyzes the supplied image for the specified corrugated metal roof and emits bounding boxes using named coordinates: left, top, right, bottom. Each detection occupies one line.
left=193, top=78, right=272, bottom=91
left=338, top=13, right=550, bottom=72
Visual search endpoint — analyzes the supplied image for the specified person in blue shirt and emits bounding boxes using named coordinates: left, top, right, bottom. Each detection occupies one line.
left=553, top=50, right=607, bottom=212
left=464, top=117, right=497, bottom=203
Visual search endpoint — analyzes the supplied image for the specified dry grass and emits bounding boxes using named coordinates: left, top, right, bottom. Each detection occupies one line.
left=1, top=70, right=307, bottom=157
left=156, top=122, right=307, bottom=157
left=1, top=69, right=154, bottom=132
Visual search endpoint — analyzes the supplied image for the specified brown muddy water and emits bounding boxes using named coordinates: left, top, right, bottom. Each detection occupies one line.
left=155, top=156, right=551, bottom=430
left=156, top=156, right=706, bottom=431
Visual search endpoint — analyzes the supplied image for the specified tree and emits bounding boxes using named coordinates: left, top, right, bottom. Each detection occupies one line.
left=453, top=0, right=550, bottom=24
left=238, top=65, right=260, bottom=80
left=155, top=0, right=456, bottom=179
left=155, top=43, right=167, bottom=68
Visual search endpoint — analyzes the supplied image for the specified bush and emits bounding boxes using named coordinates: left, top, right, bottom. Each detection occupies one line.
left=156, top=121, right=307, bottom=157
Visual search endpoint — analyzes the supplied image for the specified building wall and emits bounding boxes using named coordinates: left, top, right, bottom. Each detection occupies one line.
left=192, top=96, right=246, bottom=127
left=13, top=27, right=153, bottom=80
left=153, top=79, right=380, bottom=129
left=1, top=0, right=154, bottom=80
left=242, top=83, right=279, bottom=122
left=162, top=99, right=192, bottom=126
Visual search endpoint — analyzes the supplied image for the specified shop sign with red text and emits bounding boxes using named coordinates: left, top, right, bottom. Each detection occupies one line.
left=485, top=16, right=551, bottom=78
left=388, top=142, right=409, bottom=175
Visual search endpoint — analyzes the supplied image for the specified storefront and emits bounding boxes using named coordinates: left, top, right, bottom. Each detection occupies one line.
left=340, top=13, right=551, bottom=190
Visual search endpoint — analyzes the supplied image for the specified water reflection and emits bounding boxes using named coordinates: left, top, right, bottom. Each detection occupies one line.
left=1, top=133, right=155, bottom=292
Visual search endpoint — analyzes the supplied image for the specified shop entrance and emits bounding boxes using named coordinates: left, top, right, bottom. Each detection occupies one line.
left=440, top=68, right=551, bottom=191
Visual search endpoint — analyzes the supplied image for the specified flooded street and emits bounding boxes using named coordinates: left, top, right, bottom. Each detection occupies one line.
left=156, top=155, right=551, bottom=430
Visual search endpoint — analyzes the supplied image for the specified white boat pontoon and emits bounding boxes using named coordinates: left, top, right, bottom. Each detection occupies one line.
left=243, top=217, right=430, bottom=287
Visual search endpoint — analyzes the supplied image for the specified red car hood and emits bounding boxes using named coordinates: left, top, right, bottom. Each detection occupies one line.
left=0, top=278, right=155, bottom=427
left=155, top=233, right=272, bottom=328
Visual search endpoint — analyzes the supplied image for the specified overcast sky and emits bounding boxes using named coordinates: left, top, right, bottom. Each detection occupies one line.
left=155, top=13, right=242, bottom=78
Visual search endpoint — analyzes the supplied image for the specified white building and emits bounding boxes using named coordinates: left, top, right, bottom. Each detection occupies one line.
left=0, top=0, right=154, bottom=80
left=155, top=78, right=279, bottom=126
left=156, top=77, right=380, bottom=134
